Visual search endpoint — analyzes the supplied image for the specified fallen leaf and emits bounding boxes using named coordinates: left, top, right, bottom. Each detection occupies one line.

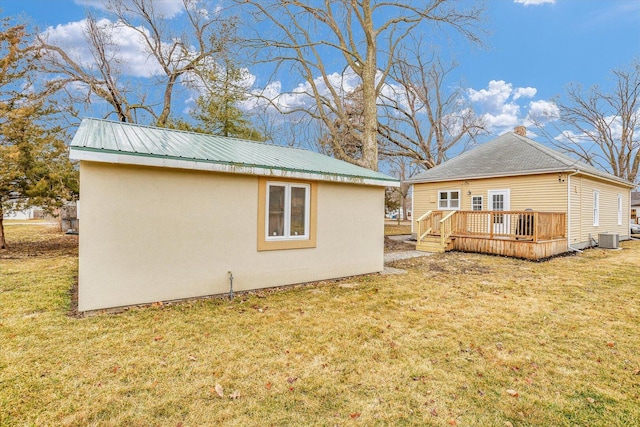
left=349, top=413, right=361, bottom=419
left=524, top=377, right=533, bottom=384
left=188, top=355, right=197, bottom=361
left=229, top=390, right=241, bottom=399
left=633, top=369, right=640, bottom=375
left=607, top=341, right=615, bottom=347
left=496, top=342, right=504, bottom=350
left=154, top=336, right=163, bottom=341
left=112, top=366, right=119, bottom=373
left=287, top=377, right=298, bottom=384
left=506, top=389, right=519, bottom=397
left=448, top=419, right=457, bottom=426
left=265, top=382, right=272, bottom=390
left=504, top=422, right=514, bottom=427
left=430, top=408, right=438, bottom=417
left=214, top=383, right=224, bottom=398
left=586, top=397, right=595, bottom=404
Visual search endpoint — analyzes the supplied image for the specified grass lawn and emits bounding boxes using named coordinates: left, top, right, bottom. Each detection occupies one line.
left=1, top=224, right=639, bottom=426
left=384, top=220, right=412, bottom=236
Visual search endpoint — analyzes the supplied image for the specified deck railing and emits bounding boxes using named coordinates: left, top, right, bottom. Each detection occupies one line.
left=417, top=210, right=566, bottom=244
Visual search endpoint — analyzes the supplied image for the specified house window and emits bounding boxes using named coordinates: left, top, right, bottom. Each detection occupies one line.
left=258, top=178, right=317, bottom=251
left=617, top=194, right=623, bottom=226
left=593, top=190, right=600, bottom=226
left=438, top=190, right=460, bottom=210
left=472, top=196, right=483, bottom=211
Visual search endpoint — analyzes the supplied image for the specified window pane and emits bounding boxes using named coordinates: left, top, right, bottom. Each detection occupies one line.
left=290, top=187, right=306, bottom=236
left=439, top=192, right=448, bottom=208
left=472, top=196, right=482, bottom=211
left=450, top=192, right=459, bottom=208
left=268, top=185, right=285, bottom=237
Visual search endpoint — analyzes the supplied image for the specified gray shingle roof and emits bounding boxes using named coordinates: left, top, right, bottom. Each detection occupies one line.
left=70, top=118, right=398, bottom=187
left=407, top=132, right=633, bottom=187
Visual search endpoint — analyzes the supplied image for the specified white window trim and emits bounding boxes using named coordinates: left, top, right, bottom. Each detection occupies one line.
left=617, top=194, right=623, bottom=226
left=265, top=182, right=311, bottom=241
left=593, top=190, right=600, bottom=226
left=471, top=195, right=483, bottom=211
left=438, top=190, right=461, bottom=210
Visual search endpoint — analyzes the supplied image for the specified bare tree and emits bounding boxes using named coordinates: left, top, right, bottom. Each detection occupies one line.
left=537, top=61, right=640, bottom=184
left=384, top=156, right=419, bottom=222
left=378, top=50, right=485, bottom=170
left=35, top=0, right=236, bottom=126
left=241, top=0, right=484, bottom=171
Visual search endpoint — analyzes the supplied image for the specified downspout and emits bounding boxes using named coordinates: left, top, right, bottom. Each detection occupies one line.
left=567, top=171, right=583, bottom=252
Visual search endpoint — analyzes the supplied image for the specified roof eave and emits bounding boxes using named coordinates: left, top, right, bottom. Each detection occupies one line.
left=407, top=167, right=634, bottom=188
left=70, top=147, right=399, bottom=188
left=407, top=167, right=574, bottom=184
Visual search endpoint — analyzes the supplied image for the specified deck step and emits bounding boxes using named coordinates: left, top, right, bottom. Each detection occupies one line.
left=416, top=235, right=454, bottom=253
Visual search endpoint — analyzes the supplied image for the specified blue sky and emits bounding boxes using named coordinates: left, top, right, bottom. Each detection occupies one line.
left=1, top=0, right=639, bottom=141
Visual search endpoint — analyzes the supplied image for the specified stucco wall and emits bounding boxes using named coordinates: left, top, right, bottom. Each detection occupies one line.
left=78, top=162, right=384, bottom=311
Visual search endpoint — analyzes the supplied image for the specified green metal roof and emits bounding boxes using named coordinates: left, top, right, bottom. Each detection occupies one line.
left=70, top=118, right=398, bottom=187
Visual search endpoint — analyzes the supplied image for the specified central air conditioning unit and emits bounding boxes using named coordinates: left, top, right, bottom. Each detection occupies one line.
left=598, top=233, right=619, bottom=249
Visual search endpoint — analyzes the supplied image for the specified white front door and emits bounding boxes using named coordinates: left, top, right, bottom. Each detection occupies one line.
left=488, top=190, right=511, bottom=235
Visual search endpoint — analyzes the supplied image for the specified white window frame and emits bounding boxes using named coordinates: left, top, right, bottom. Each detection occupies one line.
left=617, top=194, right=623, bottom=226
left=438, top=190, right=461, bottom=210
left=265, top=182, right=311, bottom=241
left=471, top=195, right=483, bottom=211
left=593, top=190, right=600, bottom=226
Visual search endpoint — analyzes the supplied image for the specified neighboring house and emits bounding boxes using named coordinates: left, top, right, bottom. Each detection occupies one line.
left=69, top=118, right=398, bottom=312
left=408, top=127, right=634, bottom=259
left=632, top=192, right=640, bottom=224
left=2, top=204, right=35, bottom=220
left=1, top=200, right=46, bottom=220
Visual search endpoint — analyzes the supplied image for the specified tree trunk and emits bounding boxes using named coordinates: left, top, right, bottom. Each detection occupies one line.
left=0, top=215, right=6, bottom=250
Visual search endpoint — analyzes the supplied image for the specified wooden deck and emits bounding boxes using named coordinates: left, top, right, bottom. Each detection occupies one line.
left=416, top=210, right=567, bottom=260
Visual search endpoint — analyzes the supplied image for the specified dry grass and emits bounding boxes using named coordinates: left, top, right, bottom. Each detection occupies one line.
left=384, top=221, right=412, bottom=236
left=1, top=225, right=639, bottom=426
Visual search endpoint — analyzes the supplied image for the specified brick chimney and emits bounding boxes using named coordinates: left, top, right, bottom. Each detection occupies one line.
left=514, top=126, right=526, bottom=137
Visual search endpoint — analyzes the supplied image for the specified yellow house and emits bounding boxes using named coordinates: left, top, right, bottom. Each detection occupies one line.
left=69, top=119, right=398, bottom=312
left=408, top=127, right=634, bottom=259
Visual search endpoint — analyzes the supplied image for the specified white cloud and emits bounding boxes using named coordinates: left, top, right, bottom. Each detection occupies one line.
left=513, top=87, right=537, bottom=100
left=514, top=0, right=556, bottom=6
left=468, top=80, right=548, bottom=134
left=244, top=68, right=366, bottom=114
left=526, top=99, right=560, bottom=124
left=42, top=18, right=172, bottom=78
left=74, top=0, right=186, bottom=19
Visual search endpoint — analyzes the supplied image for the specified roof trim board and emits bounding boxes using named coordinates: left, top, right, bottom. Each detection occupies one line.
left=70, top=148, right=399, bottom=186
left=70, top=118, right=399, bottom=187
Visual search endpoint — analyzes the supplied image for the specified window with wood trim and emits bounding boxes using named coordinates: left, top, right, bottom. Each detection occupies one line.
left=258, top=178, right=317, bottom=251
left=438, top=190, right=460, bottom=210
left=471, top=196, right=483, bottom=211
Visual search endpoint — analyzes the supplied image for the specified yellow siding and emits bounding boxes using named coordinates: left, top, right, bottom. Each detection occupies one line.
left=570, top=174, right=630, bottom=247
left=412, top=173, right=567, bottom=231
left=412, top=172, right=631, bottom=249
